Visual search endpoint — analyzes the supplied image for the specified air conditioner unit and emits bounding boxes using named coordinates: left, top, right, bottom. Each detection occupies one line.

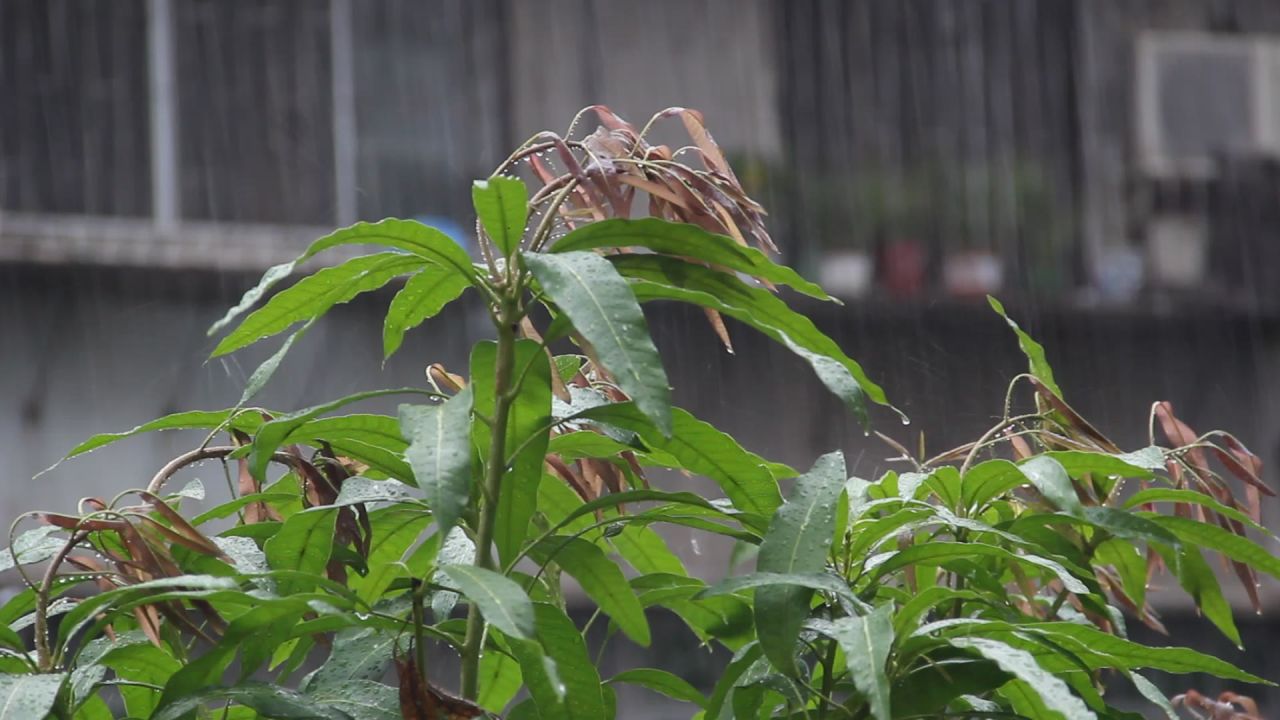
left=1136, top=31, right=1280, bottom=178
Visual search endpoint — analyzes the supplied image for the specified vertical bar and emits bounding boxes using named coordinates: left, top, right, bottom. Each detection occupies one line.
left=147, top=0, right=179, bottom=229
left=330, top=0, right=357, bottom=225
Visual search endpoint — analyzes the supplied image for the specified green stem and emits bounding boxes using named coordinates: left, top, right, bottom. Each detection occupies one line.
left=459, top=298, right=519, bottom=700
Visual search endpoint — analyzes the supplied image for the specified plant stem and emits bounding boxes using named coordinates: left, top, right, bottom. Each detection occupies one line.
left=459, top=298, right=519, bottom=700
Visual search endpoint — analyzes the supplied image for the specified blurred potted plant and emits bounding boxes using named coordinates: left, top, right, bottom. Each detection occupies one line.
left=857, top=171, right=931, bottom=299
left=937, top=164, right=1005, bottom=298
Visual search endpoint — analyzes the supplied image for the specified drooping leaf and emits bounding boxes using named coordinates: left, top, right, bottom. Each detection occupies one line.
left=808, top=605, right=894, bottom=720
left=348, top=509, right=433, bottom=602
left=476, top=649, right=522, bottom=714
left=961, top=459, right=1028, bottom=511
left=1125, top=488, right=1270, bottom=535
left=382, top=264, right=472, bottom=360
left=308, top=628, right=396, bottom=688
left=529, top=535, right=650, bottom=645
left=471, top=340, right=552, bottom=566
left=473, top=177, right=528, bottom=256
left=1146, top=514, right=1280, bottom=581
left=508, top=603, right=605, bottom=720
left=524, top=250, right=672, bottom=435
left=250, top=387, right=434, bottom=481
left=399, top=387, right=474, bottom=538
left=574, top=402, right=783, bottom=517
left=613, top=254, right=891, bottom=425
left=1045, top=450, right=1159, bottom=480
left=867, top=541, right=1089, bottom=595
left=607, top=668, right=706, bottom=708
left=306, top=679, right=400, bottom=720
left=240, top=321, right=312, bottom=404
left=0, top=526, right=66, bottom=573
left=263, top=508, right=338, bottom=596
left=1153, top=544, right=1241, bottom=647
left=551, top=217, right=829, bottom=300
left=438, top=564, right=534, bottom=639
left=949, top=637, right=1094, bottom=719
left=0, top=673, right=64, bottom=720
left=214, top=252, right=425, bottom=356
left=48, top=409, right=263, bottom=469
left=988, top=296, right=1060, bottom=396
left=210, top=217, right=480, bottom=337
left=754, top=452, right=848, bottom=674
left=1018, top=455, right=1082, bottom=515
left=1126, top=672, right=1179, bottom=720
left=154, top=682, right=351, bottom=720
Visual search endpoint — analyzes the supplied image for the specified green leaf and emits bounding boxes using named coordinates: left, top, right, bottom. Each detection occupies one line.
left=1045, top=450, right=1158, bottom=479
left=1147, top=514, right=1280, bottom=581
left=214, top=252, right=425, bottom=356
left=1125, top=488, right=1270, bottom=534
left=988, top=296, right=1060, bottom=396
left=249, top=387, right=433, bottom=481
left=524, top=250, right=672, bottom=435
left=101, top=643, right=182, bottom=717
left=607, top=668, right=706, bottom=707
left=1029, top=621, right=1266, bottom=683
left=508, top=603, right=606, bottom=720
left=960, top=460, right=1027, bottom=510
left=47, top=409, right=263, bottom=470
left=1078, top=507, right=1180, bottom=546
left=348, top=509, right=433, bottom=602
left=477, top=650, right=523, bottom=714
left=890, top=658, right=1010, bottom=718
left=699, top=572, right=858, bottom=606
left=0, top=527, right=66, bottom=574
left=1126, top=672, right=1179, bottom=720
left=239, top=321, right=312, bottom=404
left=529, top=535, right=650, bottom=645
left=808, top=605, right=894, bottom=720
left=552, top=217, right=830, bottom=300
left=210, top=217, right=479, bottom=337
left=472, top=340, right=552, bottom=566
left=155, top=683, right=351, bottom=720
left=1092, top=539, right=1147, bottom=610
left=308, top=628, right=395, bottom=687
left=381, top=264, right=472, bottom=359
left=0, top=673, right=64, bottom=720
left=613, top=254, right=891, bottom=425
left=610, top=525, right=687, bottom=576
left=949, top=637, right=1095, bottom=719
left=399, top=386, right=474, bottom=538
left=438, top=564, right=535, bottom=639
left=473, top=177, right=528, bottom=256
left=1154, top=544, right=1241, bottom=647
left=755, top=452, right=847, bottom=673
left=264, top=508, right=338, bottom=596
left=867, top=541, right=1089, bottom=595
left=306, top=679, right=399, bottom=720
left=574, top=403, right=783, bottom=517
left=1018, top=456, right=1082, bottom=515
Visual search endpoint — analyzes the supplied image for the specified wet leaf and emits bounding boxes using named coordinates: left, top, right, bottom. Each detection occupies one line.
left=988, top=296, right=1060, bottom=397
left=0, top=673, right=64, bottom=720
left=154, top=682, right=350, bottom=720
left=210, top=218, right=480, bottom=337
left=508, top=603, right=605, bottom=720
left=950, top=637, right=1094, bottom=719
left=307, top=679, right=399, bottom=720
left=438, top=564, right=534, bottom=639
left=473, top=177, right=528, bottom=256
left=754, top=451, right=847, bottom=674
left=808, top=605, right=894, bottom=720
left=607, top=668, right=705, bottom=707
left=614, top=254, right=891, bottom=425
left=524, top=251, right=672, bottom=435
left=529, top=535, right=649, bottom=645
left=263, top=508, right=338, bottom=595
left=551, top=217, right=829, bottom=299
left=214, top=252, right=425, bottom=356
left=399, top=387, right=474, bottom=538
left=382, top=264, right=472, bottom=360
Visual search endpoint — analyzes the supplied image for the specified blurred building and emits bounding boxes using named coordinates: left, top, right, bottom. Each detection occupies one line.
left=3, top=0, right=1280, bottom=709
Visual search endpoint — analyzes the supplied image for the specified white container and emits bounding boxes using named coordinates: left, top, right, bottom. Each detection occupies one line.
left=1146, top=215, right=1209, bottom=288
left=943, top=251, right=1004, bottom=298
left=818, top=250, right=874, bottom=298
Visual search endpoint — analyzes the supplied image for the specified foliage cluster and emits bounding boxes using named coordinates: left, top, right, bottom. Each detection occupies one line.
left=1, top=108, right=1275, bottom=719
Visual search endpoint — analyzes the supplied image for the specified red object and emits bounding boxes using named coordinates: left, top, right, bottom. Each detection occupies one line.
left=881, top=239, right=927, bottom=298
